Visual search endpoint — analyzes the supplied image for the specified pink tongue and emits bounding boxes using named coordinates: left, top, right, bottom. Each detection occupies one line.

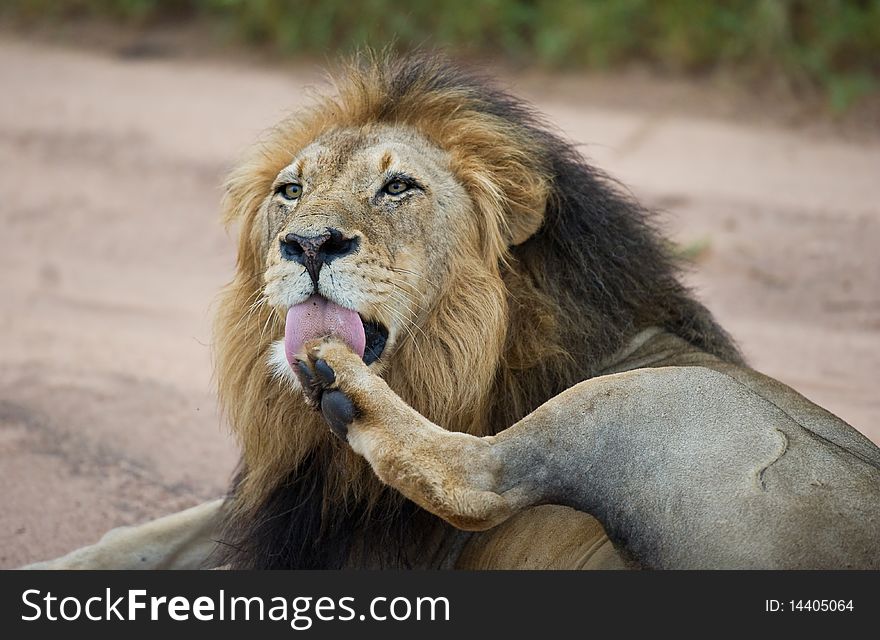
left=284, top=296, right=365, bottom=365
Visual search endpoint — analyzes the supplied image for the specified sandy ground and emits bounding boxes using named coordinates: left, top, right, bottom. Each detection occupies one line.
left=1, top=38, right=878, bottom=568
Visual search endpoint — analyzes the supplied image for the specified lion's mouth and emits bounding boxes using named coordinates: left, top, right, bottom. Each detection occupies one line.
left=361, top=317, right=388, bottom=365
left=284, top=295, right=388, bottom=366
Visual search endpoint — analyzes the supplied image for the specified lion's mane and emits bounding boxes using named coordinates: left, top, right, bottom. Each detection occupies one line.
left=213, top=52, right=742, bottom=569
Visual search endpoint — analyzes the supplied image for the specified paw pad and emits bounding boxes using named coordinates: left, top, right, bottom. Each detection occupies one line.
left=321, top=390, right=356, bottom=441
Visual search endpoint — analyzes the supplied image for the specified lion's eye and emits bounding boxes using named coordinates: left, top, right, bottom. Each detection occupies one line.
left=278, top=183, right=303, bottom=200
left=382, top=179, right=410, bottom=195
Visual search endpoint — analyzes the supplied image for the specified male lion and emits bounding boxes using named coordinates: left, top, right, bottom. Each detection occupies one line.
left=29, top=54, right=880, bottom=570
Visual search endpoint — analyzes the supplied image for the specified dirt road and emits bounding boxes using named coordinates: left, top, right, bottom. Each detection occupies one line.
left=1, top=39, right=877, bottom=568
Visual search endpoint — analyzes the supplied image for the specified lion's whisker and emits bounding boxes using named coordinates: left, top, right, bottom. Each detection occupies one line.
left=230, top=292, right=270, bottom=336
left=258, top=304, right=279, bottom=346
left=389, top=279, right=428, bottom=305
left=376, top=300, right=429, bottom=366
left=389, top=267, right=440, bottom=289
left=377, top=298, right=433, bottom=370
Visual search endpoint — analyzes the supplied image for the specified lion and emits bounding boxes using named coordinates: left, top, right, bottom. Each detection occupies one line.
left=27, top=52, right=880, bottom=570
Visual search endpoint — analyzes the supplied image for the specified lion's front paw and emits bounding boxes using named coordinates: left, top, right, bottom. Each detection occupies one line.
left=291, top=339, right=518, bottom=531
left=292, top=338, right=374, bottom=441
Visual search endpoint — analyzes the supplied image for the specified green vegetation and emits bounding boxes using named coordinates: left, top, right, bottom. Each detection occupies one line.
left=5, top=0, right=879, bottom=110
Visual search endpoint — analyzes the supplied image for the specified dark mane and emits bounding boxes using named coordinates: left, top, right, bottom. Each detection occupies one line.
left=218, top=455, right=429, bottom=569
left=378, top=53, right=742, bottom=428
left=216, top=52, right=741, bottom=569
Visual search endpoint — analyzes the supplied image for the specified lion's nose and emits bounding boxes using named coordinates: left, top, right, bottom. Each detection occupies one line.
left=280, top=228, right=358, bottom=288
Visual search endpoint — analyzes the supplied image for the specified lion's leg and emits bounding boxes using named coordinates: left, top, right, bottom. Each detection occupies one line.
left=23, top=499, right=225, bottom=570
left=299, top=339, right=880, bottom=569
left=295, top=339, right=541, bottom=531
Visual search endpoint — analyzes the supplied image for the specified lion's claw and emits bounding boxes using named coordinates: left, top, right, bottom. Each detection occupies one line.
left=293, top=359, right=320, bottom=407
left=314, top=358, right=336, bottom=386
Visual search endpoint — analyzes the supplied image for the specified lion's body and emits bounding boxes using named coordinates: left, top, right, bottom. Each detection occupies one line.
left=26, top=54, right=880, bottom=571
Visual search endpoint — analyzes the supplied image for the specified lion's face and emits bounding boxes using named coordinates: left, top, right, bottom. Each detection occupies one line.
left=262, top=124, right=476, bottom=386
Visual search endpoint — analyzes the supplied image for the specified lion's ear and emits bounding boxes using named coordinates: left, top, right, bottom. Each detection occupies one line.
left=487, top=153, right=548, bottom=247
left=468, top=181, right=544, bottom=257
left=503, top=174, right=548, bottom=246
left=506, top=208, right=544, bottom=246
left=222, top=177, right=274, bottom=278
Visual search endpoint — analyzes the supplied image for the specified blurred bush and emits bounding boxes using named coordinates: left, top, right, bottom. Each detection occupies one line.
left=4, top=0, right=879, bottom=110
